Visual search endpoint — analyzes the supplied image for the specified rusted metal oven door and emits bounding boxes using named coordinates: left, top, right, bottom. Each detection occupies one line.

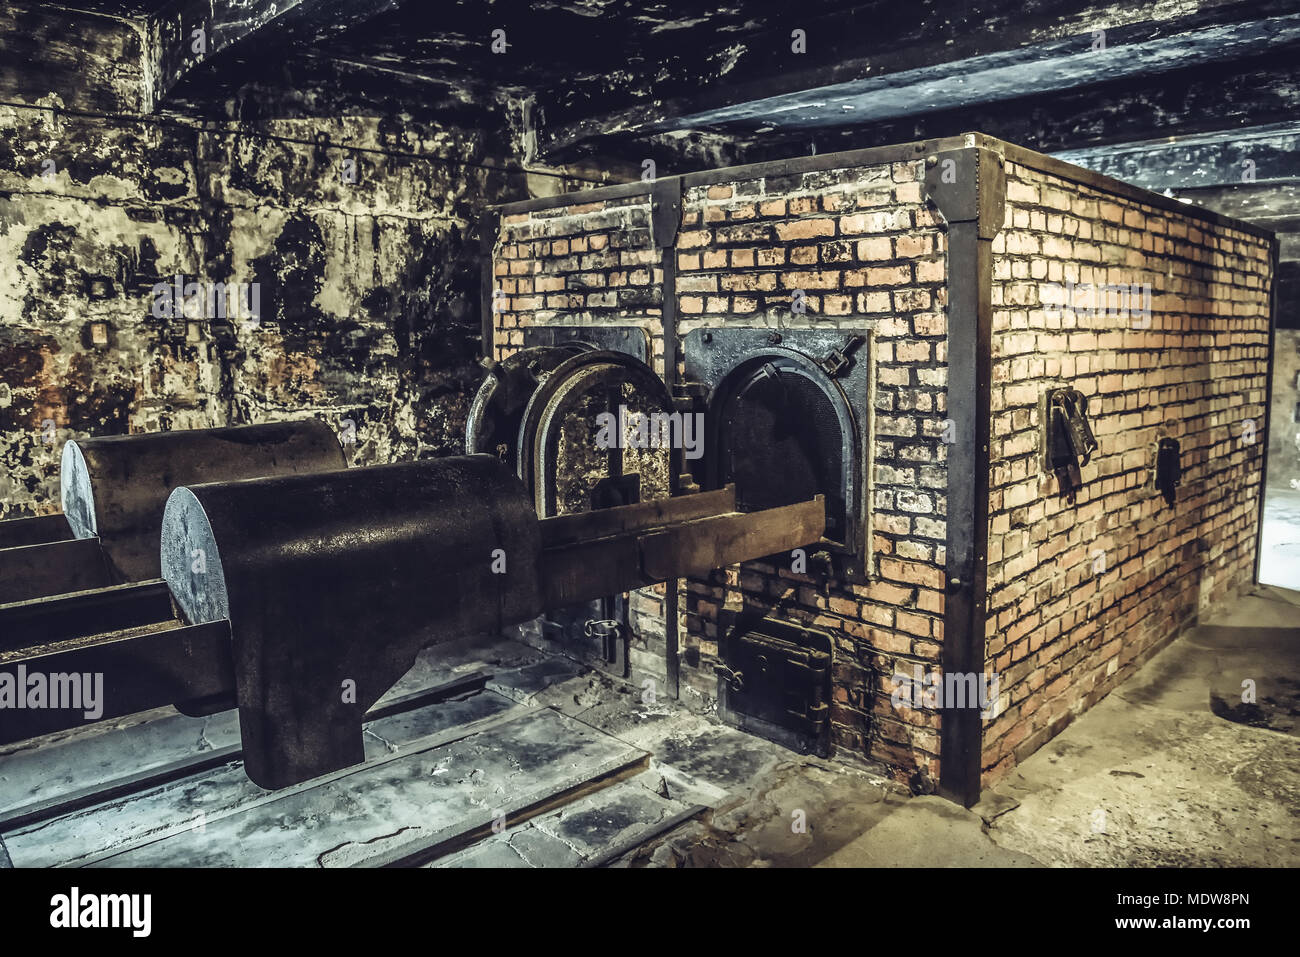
left=467, top=328, right=675, bottom=677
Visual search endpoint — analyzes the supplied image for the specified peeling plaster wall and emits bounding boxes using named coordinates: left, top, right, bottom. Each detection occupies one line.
left=0, top=103, right=538, bottom=518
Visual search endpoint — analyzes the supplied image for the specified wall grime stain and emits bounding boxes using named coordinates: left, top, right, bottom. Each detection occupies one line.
left=248, top=212, right=329, bottom=341
left=0, top=337, right=63, bottom=509
left=0, top=101, right=542, bottom=518
left=0, top=339, right=49, bottom=434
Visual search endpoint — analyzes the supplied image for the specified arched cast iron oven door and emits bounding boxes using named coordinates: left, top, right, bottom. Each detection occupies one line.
left=512, top=349, right=678, bottom=676
left=465, top=344, right=590, bottom=472
left=516, top=349, right=677, bottom=517
left=704, top=348, right=862, bottom=566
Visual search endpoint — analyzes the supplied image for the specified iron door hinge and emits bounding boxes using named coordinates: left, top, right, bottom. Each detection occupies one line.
left=715, top=664, right=745, bottom=693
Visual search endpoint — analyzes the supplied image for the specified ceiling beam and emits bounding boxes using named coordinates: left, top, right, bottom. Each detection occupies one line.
left=1160, top=182, right=1300, bottom=230
left=147, top=0, right=306, bottom=111
left=0, top=2, right=149, bottom=114
left=144, top=0, right=404, bottom=111
left=535, top=0, right=1298, bottom=157
left=1052, top=123, right=1300, bottom=191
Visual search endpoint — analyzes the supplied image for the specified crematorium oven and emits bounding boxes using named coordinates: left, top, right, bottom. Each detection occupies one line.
left=480, top=132, right=1274, bottom=805
left=0, top=133, right=1273, bottom=835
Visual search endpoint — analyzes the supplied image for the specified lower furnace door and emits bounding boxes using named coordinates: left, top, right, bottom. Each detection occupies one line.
left=718, top=620, right=832, bottom=757
left=537, top=594, right=629, bottom=674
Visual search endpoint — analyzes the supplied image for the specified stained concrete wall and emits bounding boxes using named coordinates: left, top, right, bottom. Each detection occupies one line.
left=0, top=102, right=551, bottom=518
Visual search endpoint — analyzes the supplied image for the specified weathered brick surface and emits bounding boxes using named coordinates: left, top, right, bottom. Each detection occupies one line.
left=981, top=160, right=1273, bottom=787
left=491, top=149, right=1273, bottom=796
left=493, top=158, right=950, bottom=789
left=493, top=196, right=661, bottom=361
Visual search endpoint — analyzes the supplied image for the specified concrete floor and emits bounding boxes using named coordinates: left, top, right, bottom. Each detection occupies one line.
left=9, top=585, right=1291, bottom=867
left=971, top=586, right=1299, bottom=868
left=607, top=586, right=1300, bottom=867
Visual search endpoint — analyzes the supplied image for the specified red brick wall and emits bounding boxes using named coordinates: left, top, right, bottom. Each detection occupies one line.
left=980, top=159, right=1273, bottom=787
left=490, top=145, right=1273, bottom=797
left=492, top=158, right=952, bottom=789
left=494, top=196, right=663, bottom=364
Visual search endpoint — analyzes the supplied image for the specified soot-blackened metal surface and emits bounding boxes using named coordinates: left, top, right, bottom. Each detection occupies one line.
left=0, top=515, right=74, bottom=551
left=466, top=345, right=588, bottom=468
left=717, top=617, right=833, bottom=758
left=0, top=538, right=111, bottom=605
left=515, top=349, right=675, bottom=515
left=507, top=341, right=673, bottom=678
left=61, top=420, right=347, bottom=584
left=161, top=455, right=543, bottom=789
left=717, top=362, right=848, bottom=541
left=520, top=325, right=650, bottom=363
left=923, top=145, right=1001, bottom=808
left=683, top=326, right=871, bottom=577
left=0, top=619, right=234, bottom=746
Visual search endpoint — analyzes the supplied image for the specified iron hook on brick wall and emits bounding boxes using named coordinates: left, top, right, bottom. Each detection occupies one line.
left=1044, top=387, right=1098, bottom=502
left=1155, top=437, right=1182, bottom=506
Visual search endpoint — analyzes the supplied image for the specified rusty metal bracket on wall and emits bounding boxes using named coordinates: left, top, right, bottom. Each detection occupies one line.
left=922, top=145, right=1005, bottom=808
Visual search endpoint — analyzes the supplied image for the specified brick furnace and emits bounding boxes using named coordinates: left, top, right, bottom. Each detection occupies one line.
left=473, top=132, right=1276, bottom=806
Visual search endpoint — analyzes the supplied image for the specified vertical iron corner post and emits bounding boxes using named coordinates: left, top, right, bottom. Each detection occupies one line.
left=923, top=145, right=1005, bottom=807
left=653, top=174, right=684, bottom=700
left=480, top=208, right=502, bottom=361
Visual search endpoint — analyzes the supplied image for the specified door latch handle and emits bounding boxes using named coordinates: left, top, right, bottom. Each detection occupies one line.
left=715, top=665, right=745, bottom=693
left=1046, top=387, right=1097, bottom=480
left=818, top=334, right=865, bottom=378
left=584, top=619, right=622, bottom=661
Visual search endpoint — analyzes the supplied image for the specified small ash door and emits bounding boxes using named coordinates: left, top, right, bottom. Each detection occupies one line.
left=717, top=618, right=833, bottom=757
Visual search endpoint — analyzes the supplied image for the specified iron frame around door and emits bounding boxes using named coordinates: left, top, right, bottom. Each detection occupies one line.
left=682, top=326, right=874, bottom=583
left=509, top=344, right=678, bottom=680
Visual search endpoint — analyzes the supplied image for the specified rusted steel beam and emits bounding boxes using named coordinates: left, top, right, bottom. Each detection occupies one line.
left=539, top=486, right=736, bottom=548
left=0, top=620, right=234, bottom=746
left=540, top=495, right=825, bottom=608
left=0, top=580, right=173, bottom=652
left=640, top=496, right=825, bottom=581
left=0, top=515, right=73, bottom=551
